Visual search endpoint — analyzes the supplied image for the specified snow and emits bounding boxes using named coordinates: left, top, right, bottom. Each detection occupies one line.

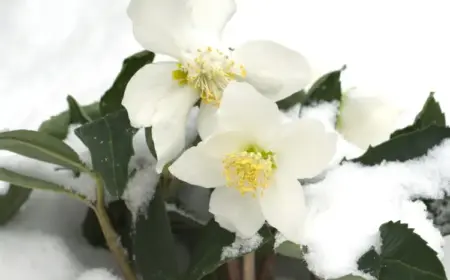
left=221, top=234, right=263, bottom=260
left=302, top=139, right=450, bottom=278
left=1, top=0, right=450, bottom=279
left=77, top=269, right=121, bottom=280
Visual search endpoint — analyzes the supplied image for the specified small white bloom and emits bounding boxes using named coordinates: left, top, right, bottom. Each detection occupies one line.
left=169, top=82, right=337, bottom=242
left=122, top=0, right=313, bottom=172
left=337, top=91, right=401, bottom=150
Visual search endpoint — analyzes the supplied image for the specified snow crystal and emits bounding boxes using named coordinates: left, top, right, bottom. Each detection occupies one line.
left=300, top=101, right=339, bottom=132
left=221, top=234, right=263, bottom=260
left=77, top=269, right=121, bottom=280
left=122, top=165, right=159, bottom=223
left=274, top=232, right=287, bottom=249
left=302, top=139, right=450, bottom=278
left=166, top=203, right=208, bottom=226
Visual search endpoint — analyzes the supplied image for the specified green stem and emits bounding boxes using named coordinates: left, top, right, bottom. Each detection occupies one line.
left=92, top=172, right=137, bottom=280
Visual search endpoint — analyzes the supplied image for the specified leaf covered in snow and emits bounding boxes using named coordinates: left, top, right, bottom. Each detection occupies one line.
left=133, top=184, right=179, bottom=280
left=353, top=125, right=450, bottom=166
left=184, top=221, right=273, bottom=280
left=358, top=221, right=446, bottom=280
left=302, top=66, right=345, bottom=108
left=391, top=92, right=446, bottom=139
left=75, top=109, right=136, bottom=197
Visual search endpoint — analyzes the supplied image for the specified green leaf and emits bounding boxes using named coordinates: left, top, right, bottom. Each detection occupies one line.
left=185, top=222, right=273, bottom=280
left=275, top=240, right=303, bottom=259
left=82, top=200, right=133, bottom=255
left=67, top=95, right=92, bottom=124
left=0, top=130, right=84, bottom=171
left=38, top=101, right=101, bottom=140
left=302, top=66, right=345, bottom=107
left=133, top=185, right=179, bottom=280
left=276, top=90, right=307, bottom=110
left=352, top=125, right=450, bottom=166
left=358, top=221, right=446, bottom=280
left=75, top=109, right=136, bottom=197
left=145, top=127, right=157, bottom=159
left=391, top=92, right=446, bottom=138
left=100, top=50, right=155, bottom=116
left=0, top=168, right=84, bottom=198
left=0, top=185, right=31, bottom=225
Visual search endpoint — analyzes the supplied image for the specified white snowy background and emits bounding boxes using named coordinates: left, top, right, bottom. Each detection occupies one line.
left=1, top=0, right=450, bottom=279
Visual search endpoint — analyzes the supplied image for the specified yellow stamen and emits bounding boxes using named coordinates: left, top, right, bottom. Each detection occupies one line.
left=172, top=47, right=246, bottom=106
left=223, top=146, right=276, bottom=197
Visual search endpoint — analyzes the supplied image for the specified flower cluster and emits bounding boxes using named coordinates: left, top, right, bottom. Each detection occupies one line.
left=122, top=0, right=401, bottom=245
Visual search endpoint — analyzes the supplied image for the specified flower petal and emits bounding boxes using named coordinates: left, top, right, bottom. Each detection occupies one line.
left=128, top=0, right=236, bottom=58
left=197, top=103, right=219, bottom=140
left=200, top=130, right=253, bottom=159
left=152, top=88, right=199, bottom=172
left=122, top=62, right=179, bottom=128
left=128, top=0, right=188, bottom=58
left=234, top=40, right=312, bottom=101
left=217, top=82, right=282, bottom=139
left=259, top=175, right=306, bottom=243
left=337, top=96, right=401, bottom=150
left=272, top=118, right=337, bottom=179
left=188, top=0, right=236, bottom=38
left=169, top=144, right=225, bottom=188
left=210, top=187, right=265, bottom=238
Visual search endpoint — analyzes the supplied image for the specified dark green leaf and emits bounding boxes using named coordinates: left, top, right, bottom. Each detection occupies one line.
left=185, top=222, right=273, bottom=280
left=133, top=185, right=179, bottom=280
left=352, top=125, right=450, bottom=166
left=0, top=130, right=84, bottom=170
left=0, top=167, right=84, bottom=198
left=75, top=109, right=136, bottom=197
left=145, top=127, right=157, bottom=159
left=276, top=90, right=307, bottom=110
left=0, top=185, right=31, bottom=225
left=38, top=101, right=101, bottom=139
left=302, top=66, right=345, bottom=107
left=82, top=200, right=133, bottom=256
left=100, top=50, right=155, bottom=116
left=358, top=221, right=446, bottom=280
left=67, top=95, right=92, bottom=124
left=391, top=92, right=446, bottom=138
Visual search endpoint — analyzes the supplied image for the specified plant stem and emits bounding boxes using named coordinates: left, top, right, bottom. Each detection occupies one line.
left=243, top=252, right=256, bottom=280
left=92, top=173, right=137, bottom=280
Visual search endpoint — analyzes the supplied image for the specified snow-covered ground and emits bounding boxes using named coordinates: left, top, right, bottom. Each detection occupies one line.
left=1, top=0, right=450, bottom=279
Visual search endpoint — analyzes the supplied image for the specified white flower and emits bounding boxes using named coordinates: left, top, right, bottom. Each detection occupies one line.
left=169, top=82, right=337, bottom=242
left=122, top=0, right=313, bottom=172
left=336, top=93, right=401, bottom=150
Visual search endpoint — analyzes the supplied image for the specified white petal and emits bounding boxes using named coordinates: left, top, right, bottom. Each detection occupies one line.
left=122, top=62, right=179, bottom=128
left=188, top=0, right=236, bottom=38
left=338, top=96, right=401, bottom=150
left=234, top=40, right=312, bottom=101
left=210, top=187, right=265, bottom=238
left=128, top=0, right=187, bottom=58
left=217, top=82, right=282, bottom=139
left=272, top=118, right=337, bottom=179
left=200, top=130, right=253, bottom=158
left=258, top=175, right=306, bottom=243
left=197, top=103, right=219, bottom=140
left=128, top=0, right=235, bottom=58
left=169, top=145, right=225, bottom=188
left=152, top=88, right=199, bottom=172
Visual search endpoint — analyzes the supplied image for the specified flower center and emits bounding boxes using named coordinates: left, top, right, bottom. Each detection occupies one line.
left=222, top=145, right=276, bottom=196
left=172, top=47, right=246, bottom=106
